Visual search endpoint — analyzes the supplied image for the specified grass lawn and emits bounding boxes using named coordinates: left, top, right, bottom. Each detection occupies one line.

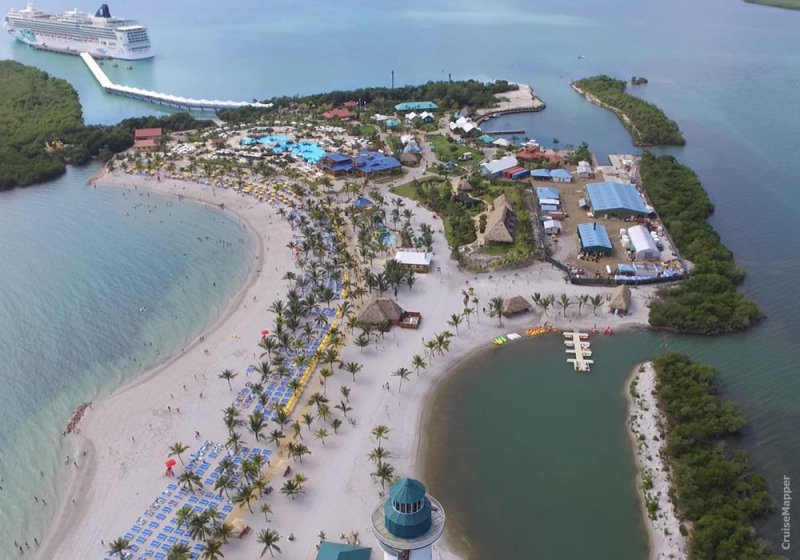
left=391, top=182, right=419, bottom=200
left=358, top=124, right=376, bottom=137
left=428, top=134, right=478, bottom=164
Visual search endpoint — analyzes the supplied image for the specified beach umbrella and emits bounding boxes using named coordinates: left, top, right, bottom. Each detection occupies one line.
left=261, top=329, right=270, bottom=337
left=165, top=459, right=177, bottom=468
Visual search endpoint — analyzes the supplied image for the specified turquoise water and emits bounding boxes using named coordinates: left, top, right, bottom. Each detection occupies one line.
left=1, top=0, right=800, bottom=556
left=0, top=166, right=253, bottom=549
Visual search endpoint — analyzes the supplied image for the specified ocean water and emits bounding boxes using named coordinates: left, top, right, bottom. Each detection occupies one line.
left=0, top=166, right=253, bottom=549
left=1, top=0, right=799, bottom=557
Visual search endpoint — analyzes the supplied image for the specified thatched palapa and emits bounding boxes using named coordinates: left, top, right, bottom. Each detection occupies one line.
left=503, top=295, right=531, bottom=315
left=357, top=298, right=404, bottom=326
left=484, top=194, right=517, bottom=244
left=609, top=285, right=631, bottom=312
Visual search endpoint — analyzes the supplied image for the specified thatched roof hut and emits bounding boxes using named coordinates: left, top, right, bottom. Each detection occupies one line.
left=503, top=295, right=531, bottom=316
left=484, top=194, right=517, bottom=244
left=357, top=298, right=403, bottom=326
left=609, top=285, right=632, bottom=312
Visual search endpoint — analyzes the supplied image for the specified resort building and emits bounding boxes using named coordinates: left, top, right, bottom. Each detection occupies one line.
left=319, top=153, right=355, bottom=176
left=480, top=155, right=519, bottom=178
left=133, top=127, right=162, bottom=150
left=484, top=194, right=517, bottom=244
left=518, top=147, right=565, bottom=164
left=353, top=150, right=402, bottom=177
left=578, top=222, right=613, bottom=256
left=419, top=111, right=435, bottom=123
left=627, top=224, right=660, bottom=260
left=532, top=169, right=551, bottom=181
left=551, top=168, right=573, bottom=183
left=371, top=478, right=445, bottom=560
left=394, top=251, right=433, bottom=273
left=322, top=108, right=353, bottom=120
left=449, top=116, right=480, bottom=136
left=395, top=101, right=439, bottom=112
left=586, top=182, right=649, bottom=218
left=405, top=112, right=420, bottom=123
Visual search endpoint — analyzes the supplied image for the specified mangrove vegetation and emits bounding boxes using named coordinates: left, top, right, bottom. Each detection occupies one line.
left=654, top=352, right=779, bottom=559
left=573, top=75, right=685, bottom=146
left=641, top=153, right=760, bottom=333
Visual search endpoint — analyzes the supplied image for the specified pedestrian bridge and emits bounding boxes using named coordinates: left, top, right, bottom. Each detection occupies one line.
left=80, top=52, right=272, bottom=112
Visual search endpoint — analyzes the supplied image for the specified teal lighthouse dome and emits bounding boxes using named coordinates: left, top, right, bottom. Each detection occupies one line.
left=371, top=478, right=446, bottom=560
left=384, top=478, right=432, bottom=539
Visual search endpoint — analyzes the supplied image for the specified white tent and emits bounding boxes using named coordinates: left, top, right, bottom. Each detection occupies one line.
left=628, top=225, right=659, bottom=260
left=492, top=138, right=512, bottom=148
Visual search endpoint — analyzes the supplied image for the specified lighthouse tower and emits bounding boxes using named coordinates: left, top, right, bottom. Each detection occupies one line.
left=371, top=478, right=446, bottom=560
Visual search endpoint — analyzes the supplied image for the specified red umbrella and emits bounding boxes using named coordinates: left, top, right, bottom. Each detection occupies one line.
left=260, top=330, right=270, bottom=337
left=165, top=459, right=177, bottom=468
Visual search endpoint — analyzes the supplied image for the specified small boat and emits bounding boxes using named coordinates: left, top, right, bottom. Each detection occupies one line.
left=112, top=63, right=119, bottom=68
left=591, top=326, right=599, bottom=334
left=493, top=336, right=507, bottom=345
left=126, top=65, right=133, bottom=70
left=577, top=54, right=585, bottom=59
left=603, top=327, right=614, bottom=335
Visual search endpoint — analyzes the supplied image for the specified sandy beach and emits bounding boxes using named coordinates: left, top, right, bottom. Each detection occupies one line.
left=38, top=169, right=657, bottom=559
left=627, top=362, right=688, bottom=560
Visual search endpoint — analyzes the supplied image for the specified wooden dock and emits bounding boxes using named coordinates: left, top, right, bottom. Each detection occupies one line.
left=563, top=331, right=594, bottom=372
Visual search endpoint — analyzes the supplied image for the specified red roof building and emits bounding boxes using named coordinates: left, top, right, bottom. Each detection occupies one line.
left=322, top=108, right=353, bottom=120
left=134, top=128, right=162, bottom=140
left=517, top=147, right=564, bottom=164
left=133, top=138, right=159, bottom=150
left=343, top=100, right=358, bottom=108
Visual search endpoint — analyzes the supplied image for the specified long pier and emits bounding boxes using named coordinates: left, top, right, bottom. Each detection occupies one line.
left=80, top=53, right=272, bottom=112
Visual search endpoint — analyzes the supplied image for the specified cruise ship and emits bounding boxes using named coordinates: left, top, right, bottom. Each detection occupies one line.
left=4, top=3, right=153, bottom=60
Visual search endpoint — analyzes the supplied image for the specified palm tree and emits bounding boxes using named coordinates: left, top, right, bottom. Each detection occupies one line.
left=368, top=446, right=392, bottom=465
left=462, top=307, right=475, bottom=327
left=281, top=479, right=304, bottom=500
left=187, top=513, right=211, bottom=541
left=541, top=295, right=555, bottom=317
left=471, top=296, right=481, bottom=322
left=248, top=411, right=266, bottom=441
left=319, top=368, right=334, bottom=395
left=371, top=425, right=390, bottom=443
left=108, top=537, right=132, bottom=557
left=314, top=428, right=329, bottom=445
left=354, top=333, right=370, bottom=353
left=232, top=484, right=257, bottom=513
left=167, top=542, right=192, bottom=560
left=488, top=296, right=505, bottom=326
left=274, top=407, right=290, bottom=430
left=214, top=474, right=234, bottom=499
left=268, top=429, right=285, bottom=451
left=213, top=522, right=235, bottom=545
left=344, top=361, right=363, bottom=383
left=447, top=313, right=463, bottom=335
left=340, top=385, right=351, bottom=403
left=259, top=337, right=279, bottom=360
left=175, top=506, right=193, bottom=531
left=590, top=294, right=604, bottom=315
left=226, top=431, right=244, bottom=453
left=392, top=367, right=411, bottom=392
left=411, top=355, right=427, bottom=376
left=218, top=369, right=237, bottom=391
left=289, top=442, right=311, bottom=463
left=577, top=294, right=589, bottom=317
left=260, top=502, right=273, bottom=523
left=371, top=462, right=395, bottom=490
left=201, top=539, right=225, bottom=560
left=178, top=470, right=203, bottom=493
left=169, top=442, right=190, bottom=465
left=558, top=293, right=572, bottom=317
left=334, top=400, right=352, bottom=418
left=293, top=473, right=308, bottom=489
left=317, top=403, right=332, bottom=422
left=331, top=418, right=343, bottom=434
left=307, top=392, right=328, bottom=411
left=257, top=528, right=282, bottom=557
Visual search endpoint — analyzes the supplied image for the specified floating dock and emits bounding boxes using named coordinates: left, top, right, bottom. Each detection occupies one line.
left=563, top=331, right=593, bottom=372
left=79, top=52, right=273, bottom=112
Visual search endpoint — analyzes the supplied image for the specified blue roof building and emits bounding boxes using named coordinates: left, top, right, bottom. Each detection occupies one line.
left=395, top=101, right=439, bottom=112
left=536, top=187, right=560, bottom=200
left=586, top=182, right=649, bottom=217
left=550, top=168, right=573, bottom=182
left=532, top=169, right=552, bottom=180
left=319, top=153, right=355, bottom=176
left=354, top=150, right=402, bottom=176
left=478, top=134, right=496, bottom=144
left=578, top=222, right=613, bottom=256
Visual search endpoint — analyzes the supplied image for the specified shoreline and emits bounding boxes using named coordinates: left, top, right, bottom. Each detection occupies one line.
left=626, top=361, right=688, bottom=560
left=571, top=83, right=649, bottom=147
left=37, top=169, right=285, bottom=559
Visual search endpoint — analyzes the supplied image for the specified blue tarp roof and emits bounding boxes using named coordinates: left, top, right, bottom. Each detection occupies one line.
left=550, top=168, right=573, bottom=179
left=586, top=182, right=648, bottom=215
left=537, top=187, right=560, bottom=200
left=578, top=222, right=612, bottom=249
left=395, top=101, right=439, bottom=111
left=532, top=169, right=551, bottom=178
left=540, top=204, right=559, bottom=212
left=324, top=153, right=351, bottom=163
left=478, top=134, right=496, bottom=143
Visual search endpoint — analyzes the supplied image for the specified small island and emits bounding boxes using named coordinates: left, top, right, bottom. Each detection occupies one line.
left=744, top=0, right=800, bottom=9
left=631, top=76, right=648, bottom=86
left=572, top=75, right=685, bottom=146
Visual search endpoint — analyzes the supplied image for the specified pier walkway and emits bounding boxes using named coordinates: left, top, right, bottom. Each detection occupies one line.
left=563, top=331, right=593, bottom=372
left=80, top=52, right=272, bottom=112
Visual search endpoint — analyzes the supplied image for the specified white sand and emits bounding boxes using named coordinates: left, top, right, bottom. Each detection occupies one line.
left=40, top=171, right=657, bottom=560
left=627, top=362, right=688, bottom=560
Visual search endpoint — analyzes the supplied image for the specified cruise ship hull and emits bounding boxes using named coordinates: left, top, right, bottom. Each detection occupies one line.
left=5, top=24, right=153, bottom=59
